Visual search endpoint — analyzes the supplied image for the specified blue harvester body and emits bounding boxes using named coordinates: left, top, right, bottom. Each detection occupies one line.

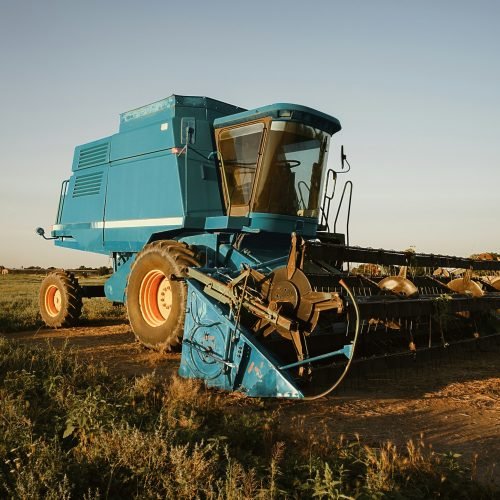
left=48, top=95, right=348, bottom=398
left=45, top=94, right=500, bottom=399
left=52, top=95, right=341, bottom=302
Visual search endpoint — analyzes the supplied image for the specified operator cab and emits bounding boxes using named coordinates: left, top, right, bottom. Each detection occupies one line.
left=214, top=103, right=341, bottom=234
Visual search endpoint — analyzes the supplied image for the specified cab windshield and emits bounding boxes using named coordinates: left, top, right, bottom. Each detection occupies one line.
left=254, top=121, right=329, bottom=217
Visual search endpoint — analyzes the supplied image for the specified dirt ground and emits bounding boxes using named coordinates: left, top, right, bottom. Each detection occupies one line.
left=4, top=322, right=499, bottom=489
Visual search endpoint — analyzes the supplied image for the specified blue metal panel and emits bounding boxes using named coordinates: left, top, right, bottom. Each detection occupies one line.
left=179, top=233, right=221, bottom=268
left=203, top=214, right=318, bottom=237
left=54, top=231, right=108, bottom=255
left=60, top=166, right=108, bottom=225
left=247, top=212, right=318, bottom=237
left=104, top=225, right=183, bottom=253
left=183, top=157, right=224, bottom=218
left=103, top=152, right=184, bottom=250
left=104, top=256, right=135, bottom=302
left=179, top=281, right=303, bottom=398
left=106, top=154, right=183, bottom=221
left=119, top=97, right=176, bottom=133
left=110, top=123, right=175, bottom=162
left=180, top=231, right=292, bottom=273
left=53, top=163, right=109, bottom=254
left=119, top=95, right=244, bottom=134
left=72, top=137, right=111, bottom=172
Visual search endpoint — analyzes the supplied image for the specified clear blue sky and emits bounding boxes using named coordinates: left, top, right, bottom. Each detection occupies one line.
left=0, top=0, right=498, bottom=268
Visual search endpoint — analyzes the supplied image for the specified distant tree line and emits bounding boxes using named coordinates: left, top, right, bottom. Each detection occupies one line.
left=2, top=266, right=112, bottom=276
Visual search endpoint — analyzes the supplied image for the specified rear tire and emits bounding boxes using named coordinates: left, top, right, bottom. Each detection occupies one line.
left=39, top=271, right=83, bottom=327
left=126, top=240, right=200, bottom=351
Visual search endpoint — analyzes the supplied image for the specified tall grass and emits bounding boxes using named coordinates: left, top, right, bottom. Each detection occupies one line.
left=0, top=337, right=494, bottom=499
left=0, top=275, right=42, bottom=332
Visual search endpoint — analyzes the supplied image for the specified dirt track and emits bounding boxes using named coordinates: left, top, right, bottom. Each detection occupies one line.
left=4, top=323, right=500, bottom=488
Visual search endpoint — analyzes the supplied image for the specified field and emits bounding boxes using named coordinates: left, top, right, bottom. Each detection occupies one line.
left=1, top=273, right=499, bottom=498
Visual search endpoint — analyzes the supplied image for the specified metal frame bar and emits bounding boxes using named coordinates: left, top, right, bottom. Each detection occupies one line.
left=279, top=344, right=353, bottom=370
left=308, top=242, right=500, bottom=271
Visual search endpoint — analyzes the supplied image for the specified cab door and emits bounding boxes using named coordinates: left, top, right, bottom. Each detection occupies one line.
left=215, top=120, right=267, bottom=217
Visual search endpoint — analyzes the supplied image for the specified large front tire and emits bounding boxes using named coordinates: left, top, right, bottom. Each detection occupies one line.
left=126, top=240, right=200, bottom=351
left=39, top=271, right=83, bottom=327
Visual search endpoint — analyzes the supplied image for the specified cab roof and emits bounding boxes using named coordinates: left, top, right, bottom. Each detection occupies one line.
left=214, top=103, right=341, bottom=135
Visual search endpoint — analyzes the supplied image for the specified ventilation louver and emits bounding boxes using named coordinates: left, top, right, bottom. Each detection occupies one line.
left=72, top=171, right=103, bottom=198
left=77, top=142, right=109, bottom=169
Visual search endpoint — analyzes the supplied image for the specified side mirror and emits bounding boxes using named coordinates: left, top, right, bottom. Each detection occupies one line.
left=35, top=227, right=56, bottom=240
left=181, top=117, right=195, bottom=144
left=341, top=145, right=347, bottom=170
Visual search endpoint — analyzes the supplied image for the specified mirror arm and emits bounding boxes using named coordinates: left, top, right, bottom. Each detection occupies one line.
left=35, top=227, right=58, bottom=240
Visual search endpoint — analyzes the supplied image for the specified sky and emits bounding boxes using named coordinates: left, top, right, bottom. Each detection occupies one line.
left=0, top=0, right=499, bottom=268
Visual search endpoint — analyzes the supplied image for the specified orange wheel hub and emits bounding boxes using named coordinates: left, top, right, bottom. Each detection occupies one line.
left=139, top=269, right=173, bottom=327
left=45, top=285, right=62, bottom=317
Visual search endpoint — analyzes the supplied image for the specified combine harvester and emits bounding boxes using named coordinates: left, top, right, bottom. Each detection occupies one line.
left=37, top=95, right=500, bottom=399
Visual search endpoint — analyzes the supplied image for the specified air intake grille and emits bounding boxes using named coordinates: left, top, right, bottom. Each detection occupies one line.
left=72, top=171, right=103, bottom=198
left=78, top=142, right=109, bottom=169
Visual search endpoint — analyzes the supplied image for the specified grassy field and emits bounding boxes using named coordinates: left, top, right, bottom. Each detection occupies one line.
left=0, top=274, right=125, bottom=333
left=0, top=338, right=493, bottom=499
left=0, top=273, right=496, bottom=498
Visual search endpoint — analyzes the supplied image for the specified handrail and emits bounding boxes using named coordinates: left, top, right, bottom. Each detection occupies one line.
left=55, top=180, right=69, bottom=224
left=333, top=180, right=353, bottom=247
left=297, top=180, right=310, bottom=211
left=320, top=169, right=337, bottom=230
